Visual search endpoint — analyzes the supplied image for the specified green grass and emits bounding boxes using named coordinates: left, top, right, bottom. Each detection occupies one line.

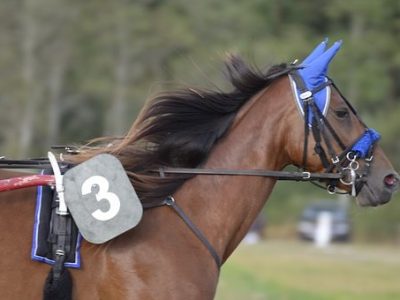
left=215, top=240, right=400, bottom=300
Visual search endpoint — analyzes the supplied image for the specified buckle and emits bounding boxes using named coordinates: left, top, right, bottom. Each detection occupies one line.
left=365, top=155, right=374, bottom=162
left=331, top=156, right=340, bottom=164
left=302, top=172, right=311, bottom=179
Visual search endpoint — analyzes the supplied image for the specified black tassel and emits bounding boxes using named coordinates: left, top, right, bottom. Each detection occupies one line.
left=43, top=268, right=73, bottom=300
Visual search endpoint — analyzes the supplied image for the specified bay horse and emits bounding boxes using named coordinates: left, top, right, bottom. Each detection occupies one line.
left=0, top=41, right=398, bottom=299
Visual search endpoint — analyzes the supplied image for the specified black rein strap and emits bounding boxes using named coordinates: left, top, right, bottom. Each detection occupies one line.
left=155, top=167, right=342, bottom=181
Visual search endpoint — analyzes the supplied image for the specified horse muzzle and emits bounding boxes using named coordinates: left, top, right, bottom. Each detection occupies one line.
left=356, top=170, right=399, bottom=207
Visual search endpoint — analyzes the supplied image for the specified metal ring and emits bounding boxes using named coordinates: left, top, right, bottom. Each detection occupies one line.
left=327, top=185, right=336, bottom=194
left=346, top=152, right=357, bottom=161
left=340, top=168, right=356, bottom=186
left=165, top=196, right=175, bottom=206
left=349, top=160, right=359, bottom=171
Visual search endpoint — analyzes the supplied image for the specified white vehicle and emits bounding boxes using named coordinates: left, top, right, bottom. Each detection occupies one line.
left=297, top=201, right=351, bottom=242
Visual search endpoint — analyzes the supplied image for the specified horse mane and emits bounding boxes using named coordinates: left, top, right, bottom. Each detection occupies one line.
left=68, top=55, right=291, bottom=203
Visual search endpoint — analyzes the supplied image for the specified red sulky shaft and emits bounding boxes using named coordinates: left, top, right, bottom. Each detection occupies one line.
left=0, top=175, right=55, bottom=192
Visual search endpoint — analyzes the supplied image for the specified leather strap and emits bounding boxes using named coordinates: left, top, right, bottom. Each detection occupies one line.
left=143, top=196, right=221, bottom=269
left=153, top=167, right=342, bottom=180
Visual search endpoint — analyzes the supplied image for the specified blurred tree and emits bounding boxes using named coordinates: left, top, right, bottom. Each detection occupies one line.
left=19, top=0, right=41, bottom=157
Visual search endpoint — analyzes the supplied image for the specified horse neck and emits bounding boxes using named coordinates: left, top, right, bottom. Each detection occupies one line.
left=174, top=77, right=291, bottom=263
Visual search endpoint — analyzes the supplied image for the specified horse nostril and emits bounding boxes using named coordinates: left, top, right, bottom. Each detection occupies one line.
left=384, top=174, right=399, bottom=189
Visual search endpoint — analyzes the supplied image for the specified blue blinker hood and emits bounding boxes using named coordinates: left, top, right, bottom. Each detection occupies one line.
left=290, top=39, right=342, bottom=125
left=289, top=39, right=381, bottom=159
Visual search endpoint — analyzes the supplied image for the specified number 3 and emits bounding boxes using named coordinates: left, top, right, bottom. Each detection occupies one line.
left=81, top=176, right=121, bottom=221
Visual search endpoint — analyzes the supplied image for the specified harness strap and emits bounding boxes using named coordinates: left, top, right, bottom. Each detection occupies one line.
left=302, top=101, right=310, bottom=169
left=311, top=80, right=332, bottom=94
left=153, top=167, right=342, bottom=180
left=52, top=214, right=68, bottom=280
left=310, top=118, right=331, bottom=169
left=312, top=101, right=346, bottom=150
left=291, top=70, right=347, bottom=172
left=143, top=196, right=221, bottom=269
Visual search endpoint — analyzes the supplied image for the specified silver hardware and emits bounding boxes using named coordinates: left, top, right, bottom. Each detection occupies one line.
left=159, top=167, right=165, bottom=178
left=327, top=185, right=336, bottom=194
left=331, top=156, right=339, bottom=164
left=302, top=172, right=311, bottom=179
left=340, top=168, right=356, bottom=186
left=55, top=249, right=65, bottom=257
left=349, top=160, right=359, bottom=171
left=340, top=167, right=357, bottom=197
left=351, top=181, right=357, bottom=197
left=365, top=155, right=374, bottom=162
left=346, top=152, right=357, bottom=162
left=300, top=91, right=312, bottom=100
left=165, top=196, right=175, bottom=206
left=341, top=153, right=360, bottom=197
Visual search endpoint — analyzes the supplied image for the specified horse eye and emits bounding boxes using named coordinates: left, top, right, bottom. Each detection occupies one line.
left=335, top=108, right=349, bottom=119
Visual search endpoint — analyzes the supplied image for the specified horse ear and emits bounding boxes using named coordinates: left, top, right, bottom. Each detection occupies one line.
left=301, top=38, right=328, bottom=66
left=306, top=40, right=343, bottom=77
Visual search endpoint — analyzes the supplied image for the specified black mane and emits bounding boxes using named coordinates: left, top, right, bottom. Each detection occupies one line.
left=71, top=56, right=291, bottom=202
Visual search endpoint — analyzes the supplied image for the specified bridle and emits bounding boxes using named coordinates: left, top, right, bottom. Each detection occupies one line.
left=0, top=67, right=381, bottom=271
left=289, top=68, right=380, bottom=197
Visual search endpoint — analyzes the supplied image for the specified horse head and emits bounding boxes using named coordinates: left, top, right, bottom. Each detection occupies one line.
left=283, top=40, right=399, bottom=206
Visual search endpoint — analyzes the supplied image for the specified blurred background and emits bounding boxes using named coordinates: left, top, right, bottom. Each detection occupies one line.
left=0, top=0, right=399, bottom=298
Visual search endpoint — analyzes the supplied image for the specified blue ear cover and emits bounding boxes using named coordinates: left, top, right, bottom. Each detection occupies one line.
left=292, top=40, right=343, bottom=125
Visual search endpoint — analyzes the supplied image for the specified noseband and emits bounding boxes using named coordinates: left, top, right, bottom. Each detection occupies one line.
left=289, top=69, right=380, bottom=196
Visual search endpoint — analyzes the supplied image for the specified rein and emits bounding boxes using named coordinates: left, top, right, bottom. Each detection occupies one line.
left=155, top=167, right=342, bottom=181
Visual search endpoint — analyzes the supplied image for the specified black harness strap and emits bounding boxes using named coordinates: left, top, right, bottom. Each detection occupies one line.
left=43, top=196, right=73, bottom=300
left=153, top=167, right=342, bottom=180
left=302, top=100, right=310, bottom=169
left=310, top=118, right=331, bottom=169
left=290, top=71, right=336, bottom=170
left=143, top=196, right=221, bottom=269
left=312, top=101, right=346, bottom=150
left=291, top=70, right=344, bottom=171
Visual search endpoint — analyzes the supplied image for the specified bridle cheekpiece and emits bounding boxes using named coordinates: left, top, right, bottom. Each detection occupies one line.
left=284, top=39, right=381, bottom=197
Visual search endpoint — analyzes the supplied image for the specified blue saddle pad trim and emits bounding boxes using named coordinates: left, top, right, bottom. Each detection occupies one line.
left=31, top=171, right=82, bottom=268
